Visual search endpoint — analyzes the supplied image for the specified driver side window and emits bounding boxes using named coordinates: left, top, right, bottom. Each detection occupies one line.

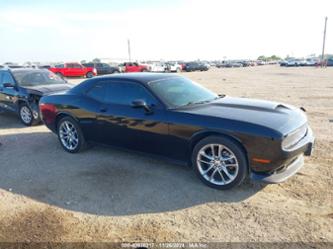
left=87, top=81, right=158, bottom=106
left=106, top=81, right=157, bottom=106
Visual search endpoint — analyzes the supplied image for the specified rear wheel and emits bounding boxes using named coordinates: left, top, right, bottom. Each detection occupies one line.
left=192, top=136, right=247, bottom=190
left=57, top=116, right=86, bottom=153
left=86, top=72, right=94, bottom=78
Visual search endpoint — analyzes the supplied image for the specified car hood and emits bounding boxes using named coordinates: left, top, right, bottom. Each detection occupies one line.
left=24, top=84, right=73, bottom=95
left=177, top=96, right=307, bottom=136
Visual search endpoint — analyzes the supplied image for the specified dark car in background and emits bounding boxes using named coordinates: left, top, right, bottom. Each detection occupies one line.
left=183, top=62, right=209, bottom=72
left=38, top=65, right=51, bottom=69
left=216, top=61, right=243, bottom=68
left=82, top=62, right=120, bottom=75
left=39, top=73, right=314, bottom=190
left=0, top=68, right=72, bottom=126
left=326, top=58, right=333, bottom=66
left=240, top=60, right=251, bottom=67
left=7, top=65, right=25, bottom=69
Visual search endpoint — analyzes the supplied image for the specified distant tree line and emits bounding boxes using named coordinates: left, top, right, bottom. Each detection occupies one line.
left=257, top=55, right=281, bottom=61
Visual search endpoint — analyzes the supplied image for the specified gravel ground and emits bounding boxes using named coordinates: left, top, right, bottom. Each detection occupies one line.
left=0, top=65, right=332, bottom=243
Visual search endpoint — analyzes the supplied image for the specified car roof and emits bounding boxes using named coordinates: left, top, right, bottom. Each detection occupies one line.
left=71, top=73, right=184, bottom=96
left=93, top=73, right=181, bottom=84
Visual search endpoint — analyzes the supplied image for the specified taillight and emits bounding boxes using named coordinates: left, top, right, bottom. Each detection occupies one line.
left=39, top=103, right=57, bottom=124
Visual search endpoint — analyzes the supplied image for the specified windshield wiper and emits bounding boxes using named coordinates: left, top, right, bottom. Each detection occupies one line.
left=176, top=95, right=225, bottom=109
left=193, top=95, right=225, bottom=105
left=181, top=99, right=214, bottom=107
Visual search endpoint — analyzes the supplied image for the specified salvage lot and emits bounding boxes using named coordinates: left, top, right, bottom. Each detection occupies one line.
left=0, top=65, right=332, bottom=242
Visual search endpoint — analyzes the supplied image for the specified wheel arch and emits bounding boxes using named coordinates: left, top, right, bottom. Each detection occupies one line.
left=55, top=112, right=80, bottom=130
left=189, top=130, right=249, bottom=168
left=17, top=99, right=32, bottom=113
left=17, top=99, right=28, bottom=106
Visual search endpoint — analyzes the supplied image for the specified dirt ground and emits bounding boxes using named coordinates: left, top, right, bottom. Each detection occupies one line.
left=0, top=65, right=332, bottom=243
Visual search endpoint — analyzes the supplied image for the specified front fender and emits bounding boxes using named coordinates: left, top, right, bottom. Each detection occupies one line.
left=188, top=129, right=249, bottom=167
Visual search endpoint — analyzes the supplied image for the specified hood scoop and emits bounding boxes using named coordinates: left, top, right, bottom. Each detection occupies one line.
left=211, top=97, right=292, bottom=113
left=275, top=104, right=290, bottom=110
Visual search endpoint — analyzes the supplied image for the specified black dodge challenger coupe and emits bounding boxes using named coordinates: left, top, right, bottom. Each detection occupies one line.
left=39, top=73, right=314, bottom=189
left=0, top=68, right=71, bottom=126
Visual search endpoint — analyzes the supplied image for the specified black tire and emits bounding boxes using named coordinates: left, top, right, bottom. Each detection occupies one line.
left=192, top=136, right=248, bottom=190
left=57, top=116, right=86, bottom=153
left=18, top=103, right=40, bottom=126
left=141, top=69, right=148, bottom=72
left=86, top=72, right=94, bottom=78
left=112, top=70, right=120, bottom=74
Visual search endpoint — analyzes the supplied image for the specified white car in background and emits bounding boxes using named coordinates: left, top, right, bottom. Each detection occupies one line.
left=149, top=62, right=167, bottom=72
left=285, top=59, right=301, bottom=67
left=304, top=58, right=318, bottom=66
left=166, top=62, right=182, bottom=72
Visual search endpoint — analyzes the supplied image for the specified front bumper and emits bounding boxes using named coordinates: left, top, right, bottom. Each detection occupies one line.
left=250, top=127, right=315, bottom=184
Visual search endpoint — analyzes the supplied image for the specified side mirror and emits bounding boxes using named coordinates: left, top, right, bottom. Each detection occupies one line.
left=132, top=99, right=153, bottom=114
left=3, top=83, right=15, bottom=88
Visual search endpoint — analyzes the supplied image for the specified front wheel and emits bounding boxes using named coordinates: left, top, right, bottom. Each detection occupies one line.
left=192, top=136, right=248, bottom=190
left=19, top=104, right=40, bottom=126
left=57, top=116, right=86, bottom=153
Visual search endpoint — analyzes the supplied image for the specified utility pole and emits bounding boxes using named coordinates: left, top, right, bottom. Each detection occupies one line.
left=321, top=17, right=328, bottom=67
left=127, top=39, right=131, bottom=62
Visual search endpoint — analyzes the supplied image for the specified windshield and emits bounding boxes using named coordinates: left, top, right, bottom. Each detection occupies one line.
left=12, top=70, right=66, bottom=87
left=149, top=77, right=219, bottom=108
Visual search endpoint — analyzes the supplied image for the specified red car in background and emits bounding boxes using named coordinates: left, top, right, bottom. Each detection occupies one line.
left=119, top=62, right=150, bottom=73
left=49, top=62, right=97, bottom=78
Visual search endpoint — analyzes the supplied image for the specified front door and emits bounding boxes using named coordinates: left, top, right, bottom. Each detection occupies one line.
left=85, top=80, right=169, bottom=156
left=0, top=71, right=18, bottom=112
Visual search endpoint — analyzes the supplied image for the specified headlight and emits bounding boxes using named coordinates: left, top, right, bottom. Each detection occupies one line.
left=282, top=124, right=308, bottom=149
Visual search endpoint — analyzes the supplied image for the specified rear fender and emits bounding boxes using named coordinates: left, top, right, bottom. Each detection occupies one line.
left=55, top=111, right=80, bottom=129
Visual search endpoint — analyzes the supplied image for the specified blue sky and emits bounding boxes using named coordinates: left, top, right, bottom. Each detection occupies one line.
left=0, top=0, right=332, bottom=63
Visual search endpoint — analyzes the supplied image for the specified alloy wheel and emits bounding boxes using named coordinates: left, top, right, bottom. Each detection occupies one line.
left=196, top=143, right=239, bottom=186
left=59, top=121, right=79, bottom=151
left=20, top=106, right=32, bottom=124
